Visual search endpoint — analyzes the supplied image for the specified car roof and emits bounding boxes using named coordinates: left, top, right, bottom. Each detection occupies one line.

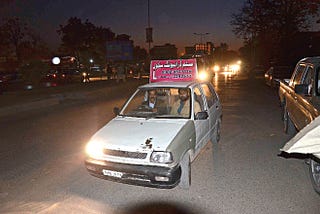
left=299, top=56, right=320, bottom=65
left=139, top=81, right=200, bottom=89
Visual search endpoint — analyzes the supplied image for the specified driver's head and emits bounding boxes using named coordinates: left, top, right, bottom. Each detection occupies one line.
left=178, top=88, right=189, bottom=102
left=148, top=89, right=157, bottom=103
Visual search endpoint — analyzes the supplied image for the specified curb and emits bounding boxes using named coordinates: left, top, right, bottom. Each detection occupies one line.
left=0, top=79, right=147, bottom=118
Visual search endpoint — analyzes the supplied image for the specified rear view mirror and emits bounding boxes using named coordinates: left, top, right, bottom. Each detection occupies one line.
left=113, top=107, right=120, bottom=116
left=195, top=111, right=208, bottom=120
left=294, top=84, right=309, bottom=95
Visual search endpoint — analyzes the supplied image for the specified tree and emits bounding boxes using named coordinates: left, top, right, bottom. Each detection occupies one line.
left=213, top=43, right=239, bottom=64
left=57, top=17, right=115, bottom=68
left=0, top=17, right=50, bottom=71
left=231, top=0, right=320, bottom=65
left=0, top=17, right=28, bottom=63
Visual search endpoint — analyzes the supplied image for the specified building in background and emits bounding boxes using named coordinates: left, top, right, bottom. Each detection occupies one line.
left=150, top=43, right=177, bottom=59
left=195, top=42, right=214, bottom=55
left=184, top=46, right=196, bottom=56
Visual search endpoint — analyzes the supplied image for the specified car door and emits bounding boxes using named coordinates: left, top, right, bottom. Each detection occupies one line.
left=200, top=83, right=221, bottom=135
left=294, top=65, right=315, bottom=129
left=287, top=64, right=306, bottom=124
left=193, top=85, right=209, bottom=155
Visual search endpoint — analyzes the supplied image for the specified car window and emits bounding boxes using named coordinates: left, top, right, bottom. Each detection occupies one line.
left=121, top=87, right=191, bottom=119
left=290, top=64, right=306, bottom=87
left=317, top=67, right=320, bottom=95
left=303, top=66, right=313, bottom=85
left=193, top=87, right=204, bottom=112
left=303, top=66, right=314, bottom=95
left=201, top=83, right=215, bottom=108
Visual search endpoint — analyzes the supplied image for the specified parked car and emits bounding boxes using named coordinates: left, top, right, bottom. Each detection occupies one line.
left=281, top=115, right=320, bottom=195
left=0, top=71, right=19, bottom=93
left=278, top=57, right=320, bottom=137
left=82, top=66, right=107, bottom=82
left=251, top=65, right=265, bottom=76
left=61, top=69, right=86, bottom=83
left=265, top=65, right=293, bottom=88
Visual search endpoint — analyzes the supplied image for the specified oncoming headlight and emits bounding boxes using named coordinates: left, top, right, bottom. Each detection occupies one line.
left=198, top=71, right=208, bottom=81
left=85, top=139, right=104, bottom=158
left=150, top=151, right=173, bottom=163
left=213, top=65, right=220, bottom=72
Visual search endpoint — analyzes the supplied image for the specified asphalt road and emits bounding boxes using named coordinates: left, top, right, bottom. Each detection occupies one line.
left=0, top=73, right=319, bottom=214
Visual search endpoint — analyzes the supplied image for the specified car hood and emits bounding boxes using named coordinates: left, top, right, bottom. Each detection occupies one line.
left=91, top=117, right=188, bottom=151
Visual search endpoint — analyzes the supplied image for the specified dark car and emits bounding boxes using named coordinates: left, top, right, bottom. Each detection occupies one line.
left=61, top=69, right=86, bottom=83
left=0, top=72, right=19, bottom=93
left=81, top=66, right=107, bottom=82
left=265, top=66, right=293, bottom=88
left=40, top=69, right=85, bottom=87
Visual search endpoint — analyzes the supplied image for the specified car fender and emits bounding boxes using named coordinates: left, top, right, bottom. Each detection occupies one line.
left=167, top=120, right=196, bottom=166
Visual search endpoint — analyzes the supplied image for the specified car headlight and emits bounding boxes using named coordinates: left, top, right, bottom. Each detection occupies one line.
left=198, top=71, right=208, bottom=81
left=85, top=139, right=104, bottom=158
left=150, top=151, right=173, bottom=163
left=213, top=65, right=220, bottom=72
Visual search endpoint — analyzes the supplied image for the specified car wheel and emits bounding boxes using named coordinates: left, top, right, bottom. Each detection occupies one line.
left=211, top=117, right=221, bottom=144
left=179, top=153, right=191, bottom=189
left=309, top=158, right=320, bottom=195
left=283, top=107, right=296, bottom=136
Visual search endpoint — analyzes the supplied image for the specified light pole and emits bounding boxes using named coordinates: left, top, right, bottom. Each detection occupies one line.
left=146, top=0, right=153, bottom=55
left=193, top=32, right=210, bottom=44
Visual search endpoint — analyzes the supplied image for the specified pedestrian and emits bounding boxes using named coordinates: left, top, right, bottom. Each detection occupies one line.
left=106, top=64, right=113, bottom=80
left=116, top=63, right=126, bottom=83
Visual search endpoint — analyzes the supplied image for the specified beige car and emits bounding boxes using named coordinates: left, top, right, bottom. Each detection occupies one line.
left=84, top=80, right=222, bottom=189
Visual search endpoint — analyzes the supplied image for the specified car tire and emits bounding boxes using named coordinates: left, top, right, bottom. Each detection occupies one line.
left=309, top=158, right=320, bottom=195
left=179, top=153, right=191, bottom=189
left=211, top=117, right=221, bottom=144
left=283, top=107, right=296, bottom=136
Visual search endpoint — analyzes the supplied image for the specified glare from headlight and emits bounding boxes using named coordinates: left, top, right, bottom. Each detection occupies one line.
left=82, top=72, right=87, bottom=77
left=150, top=151, right=173, bottom=163
left=213, top=65, right=220, bottom=72
left=85, top=139, right=104, bottom=158
left=198, top=71, right=208, bottom=81
left=230, top=64, right=240, bottom=72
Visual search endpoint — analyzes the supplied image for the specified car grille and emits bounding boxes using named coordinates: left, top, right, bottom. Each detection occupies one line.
left=103, top=149, right=147, bottom=159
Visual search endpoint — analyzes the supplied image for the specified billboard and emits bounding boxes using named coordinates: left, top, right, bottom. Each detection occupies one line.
left=149, top=59, right=198, bottom=83
left=106, top=40, right=133, bottom=61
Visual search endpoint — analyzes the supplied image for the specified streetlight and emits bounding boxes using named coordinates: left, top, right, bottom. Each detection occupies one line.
left=193, top=32, right=210, bottom=44
left=52, top=57, right=61, bottom=65
left=146, top=0, right=153, bottom=56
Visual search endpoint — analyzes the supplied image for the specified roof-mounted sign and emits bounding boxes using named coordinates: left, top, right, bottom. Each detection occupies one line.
left=150, top=59, right=198, bottom=83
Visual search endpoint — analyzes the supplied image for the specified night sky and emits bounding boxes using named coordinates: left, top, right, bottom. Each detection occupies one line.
left=1, top=0, right=244, bottom=53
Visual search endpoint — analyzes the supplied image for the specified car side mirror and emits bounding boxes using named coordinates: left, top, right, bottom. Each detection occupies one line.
left=294, top=84, right=309, bottom=95
left=195, top=111, right=208, bottom=120
left=113, top=107, right=120, bottom=116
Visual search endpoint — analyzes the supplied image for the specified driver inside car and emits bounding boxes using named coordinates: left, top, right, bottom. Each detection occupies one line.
left=141, top=89, right=166, bottom=113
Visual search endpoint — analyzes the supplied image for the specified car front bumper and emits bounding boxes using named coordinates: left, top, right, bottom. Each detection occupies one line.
left=84, top=158, right=181, bottom=189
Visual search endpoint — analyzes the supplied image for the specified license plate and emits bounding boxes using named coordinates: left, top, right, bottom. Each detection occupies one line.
left=102, top=169, right=123, bottom=178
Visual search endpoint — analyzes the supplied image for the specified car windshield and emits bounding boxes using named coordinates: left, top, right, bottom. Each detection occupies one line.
left=121, top=87, right=191, bottom=119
